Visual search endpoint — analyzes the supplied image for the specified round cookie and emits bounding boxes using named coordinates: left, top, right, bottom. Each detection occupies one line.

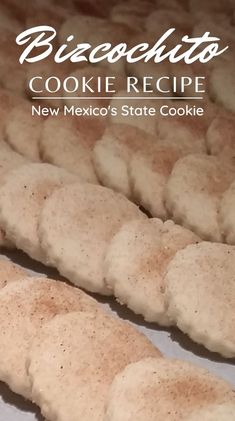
left=0, top=163, right=78, bottom=262
left=220, top=180, right=235, bottom=245
left=40, top=114, right=106, bottom=183
left=28, top=311, right=161, bottom=421
left=0, top=258, right=29, bottom=289
left=130, top=143, right=185, bottom=219
left=105, top=218, right=200, bottom=325
left=39, top=183, right=146, bottom=295
left=165, top=154, right=235, bottom=242
left=93, top=124, right=157, bottom=198
left=5, top=102, right=43, bottom=162
left=0, top=277, right=100, bottom=398
left=165, top=242, right=235, bottom=357
left=105, top=358, right=235, bottom=421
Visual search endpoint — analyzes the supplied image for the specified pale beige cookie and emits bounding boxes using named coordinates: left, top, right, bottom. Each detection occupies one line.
left=5, top=102, right=43, bottom=162
left=165, top=154, right=235, bottom=241
left=220, top=180, right=235, bottom=245
left=93, top=124, right=157, bottom=198
left=0, top=277, right=100, bottom=399
left=210, top=63, right=235, bottom=113
left=105, top=218, right=200, bottom=325
left=40, top=113, right=105, bottom=183
left=28, top=311, right=161, bottom=421
left=105, top=358, right=235, bottom=421
left=206, top=112, right=235, bottom=158
left=0, top=163, right=77, bottom=262
left=0, top=258, right=29, bottom=289
left=165, top=242, right=235, bottom=357
left=130, top=143, right=184, bottom=219
left=39, top=183, right=146, bottom=295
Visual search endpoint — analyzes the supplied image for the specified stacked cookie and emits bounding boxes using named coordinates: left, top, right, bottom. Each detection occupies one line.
left=0, top=259, right=235, bottom=421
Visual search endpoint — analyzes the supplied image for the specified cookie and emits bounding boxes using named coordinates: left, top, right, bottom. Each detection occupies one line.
left=93, top=124, right=157, bottom=198
left=40, top=114, right=105, bottom=183
left=105, top=218, right=200, bottom=325
left=28, top=311, right=161, bottom=421
left=0, top=163, right=77, bottom=262
left=39, top=183, right=146, bottom=295
left=105, top=358, right=235, bottom=421
left=0, top=258, right=29, bottom=289
left=0, top=277, right=100, bottom=398
left=130, top=143, right=184, bottom=219
left=165, top=242, right=235, bottom=357
left=165, top=154, right=235, bottom=241
left=220, top=180, right=235, bottom=245
left=5, top=102, right=42, bottom=162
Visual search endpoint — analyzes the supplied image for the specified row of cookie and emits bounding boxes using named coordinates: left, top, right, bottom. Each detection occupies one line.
left=1, top=85, right=235, bottom=165
left=2, top=101, right=235, bottom=245
left=0, top=163, right=234, bottom=358
left=0, top=259, right=234, bottom=421
left=93, top=123, right=235, bottom=243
